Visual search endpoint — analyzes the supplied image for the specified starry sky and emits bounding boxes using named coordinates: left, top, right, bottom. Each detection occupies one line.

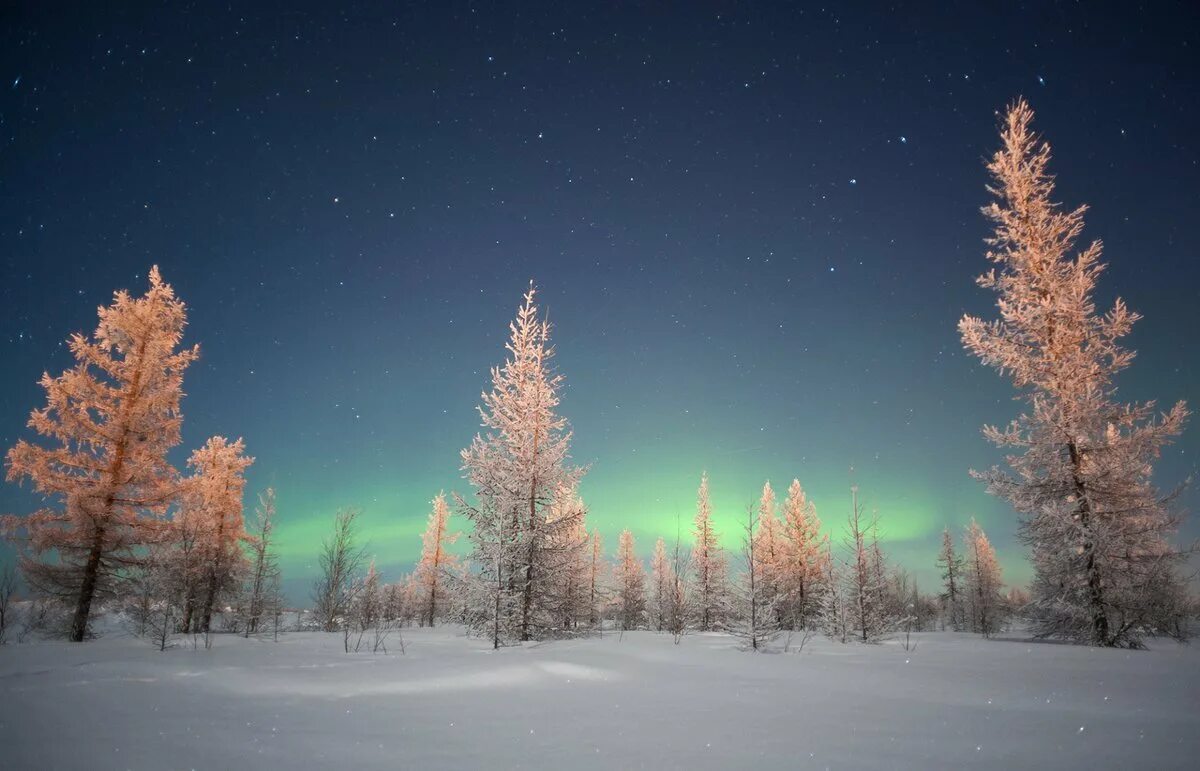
left=2, top=2, right=1198, bottom=600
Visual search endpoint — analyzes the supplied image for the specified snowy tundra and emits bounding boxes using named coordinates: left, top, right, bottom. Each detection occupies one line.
left=1, top=627, right=1198, bottom=770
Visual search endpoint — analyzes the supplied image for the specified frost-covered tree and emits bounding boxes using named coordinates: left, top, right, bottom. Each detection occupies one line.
left=2, top=267, right=199, bottom=641
left=752, top=481, right=782, bottom=617
left=311, top=508, right=367, bottom=633
left=936, top=527, right=966, bottom=631
left=732, top=503, right=780, bottom=650
left=818, top=542, right=850, bottom=644
left=587, top=529, right=607, bottom=630
left=779, top=478, right=824, bottom=630
left=543, top=483, right=592, bottom=633
left=690, top=472, right=728, bottom=630
left=412, top=492, right=459, bottom=627
left=614, top=529, right=646, bottom=631
left=843, top=486, right=891, bottom=642
left=650, top=536, right=672, bottom=632
left=243, top=488, right=282, bottom=637
left=184, top=436, right=253, bottom=634
left=959, top=99, right=1190, bottom=647
left=964, top=519, right=1005, bottom=636
left=459, top=284, right=585, bottom=643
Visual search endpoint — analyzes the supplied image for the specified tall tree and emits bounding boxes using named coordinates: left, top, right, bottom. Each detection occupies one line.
left=650, top=536, right=672, bottom=632
left=959, top=99, right=1190, bottom=647
left=752, top=481, right=782, bottom=615
left=243, top=488, right=282, bottom=637
left=690, top=472, right=728, bottom=631
left=733, top=503, right=780, bottom=650
left=964, top=519, right=1005, bottom=636
left=459, top=284, right=584, bottom=643
left=186, top=436, right=253, bottom=634
left=779, top=478, right=824, bottom=629
left=614, top=529, right=646, bottom=631
left=2, top=267, right=199, bottom=642
left=412, top=492, right=459, bottom=627
left=936, top=527, right=966, bottom=631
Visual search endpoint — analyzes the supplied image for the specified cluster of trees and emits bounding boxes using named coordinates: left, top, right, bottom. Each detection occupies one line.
left=1, top=101, right=1193, bottom=653
left=0, top=268, right=284, bottom=646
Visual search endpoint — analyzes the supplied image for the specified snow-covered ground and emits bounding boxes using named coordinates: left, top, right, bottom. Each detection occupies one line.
left=2, top=626, right=1198, bottom=769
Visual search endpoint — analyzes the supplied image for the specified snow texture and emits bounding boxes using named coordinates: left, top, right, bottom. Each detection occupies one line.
left=3, top=626, right=1199, bottom=769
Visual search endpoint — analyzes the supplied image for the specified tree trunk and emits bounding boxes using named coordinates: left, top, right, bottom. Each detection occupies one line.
left=1068, top=441, right=1110, bottom=645
left=70, top=530, right=105, bottom=642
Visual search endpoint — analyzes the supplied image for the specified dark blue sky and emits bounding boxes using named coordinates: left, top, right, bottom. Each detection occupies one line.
left=2, top=2, right=1197, bottom=595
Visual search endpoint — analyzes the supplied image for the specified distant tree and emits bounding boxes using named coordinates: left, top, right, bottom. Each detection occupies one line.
left=2, top=267, right=199, bottom=642
left=843, top=486, right=891, bottom=642
left=959, top=99, right=1191, bottom=647
left=412, top=492, right=459, bottom=627
left=818, top=542, right=850, bottom=644
left=650, top=537, right=672, bottom=632
left=964, top=519, right=1005, bottom=636
left=614, top=529, right=646, bottom=631
left=936, top=527, right=966, bottom=631
left=587, top=529, right=607, bottom=631
left=0, top=563, right=17, bottom=644
left=311, top=508, right=366, bottom=633
left=752, top=481, right=783, bottom=619
left=243, top=488, right=282, bottom=637
left=690, top=472, right=728, bottom=630
left=732, top=503, right=780, bottom=650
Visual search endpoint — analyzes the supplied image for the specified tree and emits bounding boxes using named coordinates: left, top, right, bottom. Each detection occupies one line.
left=690, top=472, right=728, bottom=630
left=587, top=529, right=606, bottom=630
left=818, top=542, right=850, bottom=644
left=2, top=267, right=199, bottom=642
left=458, top=284, right=585, bottom=643
left=959, top=99, right=1190, bottom=647
left=0, top=562, right=17, bottom=644
left=843, top=485, right=891, bottom=642
left=412, top=492, right=459, bottom=627
left=752, top=481, right=782, bottom=619
left=936, top=527, right=966, bottom=631
left=311, top=508, right=367, bottom=633
left=185, top=436, right=253, bottom=635
left=614, top=529, right=646, bottom=631
left=243, top=488, right=282, bottom=637
left=732, top=503, right=780, bottom=650
left=650, top=537, right=672, bottom=632
left=964, top=519, right=1005, bottom=636
left=779, top=479, right=825, bottom=630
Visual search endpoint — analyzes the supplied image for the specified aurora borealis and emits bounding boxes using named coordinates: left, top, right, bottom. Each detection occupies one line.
left=2, top=3, right=1197, bottom=601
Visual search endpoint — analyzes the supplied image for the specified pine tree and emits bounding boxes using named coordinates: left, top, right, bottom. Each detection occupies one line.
left=779, top=478, right=824, bottom=630
left=2, top=267, right=199, bottom=642
left=936, top=527, right=966, bottom=631
left=964, top=519, right=1005, bottom=636
left=959, top=99, right=1190, bottom=647
left=243, top=488, right=282, bottom=637
left=459, top=284, right=585, bottom=643
left=690, top=472, right=727, bottom=630
left=185, top=436, right=253, bottom=635
left=614, top=529, right=646, bottom=631
left=650, top=536, right=672, bottom=632
left=412, top=492, right=459, bottom=627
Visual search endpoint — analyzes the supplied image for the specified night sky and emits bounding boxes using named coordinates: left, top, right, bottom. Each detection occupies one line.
left=3, top=3, right=1198, bottom=599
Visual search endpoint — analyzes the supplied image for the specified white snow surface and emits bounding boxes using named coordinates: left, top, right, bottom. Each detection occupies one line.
left=2, top=626, right=1198, bottom=769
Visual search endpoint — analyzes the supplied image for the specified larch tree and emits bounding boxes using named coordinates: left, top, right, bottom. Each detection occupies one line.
left=412, top=492, right=459, bottom=627
left=243, top=488, right=282, bottom=637
left=936, top=527, right=966, bottom=631
left=844, top=486, right=889, bottom=642
left=459, top=284, right=585, bottom=643
left=690, top=472, right=728, bottom=631
left=733, top=503, right=780, bottom=650
left=650, top=536, right=672, bottom=632
left=2, top=267, right=199, bottom=642
left=614, top=529, right=646, bottom=631
left=185, top=436, right=253, bottom=635
left=964, top=519, right=1005, bottom=636
left=752, top=481, right=782, bottom=617
left=959, top=99, right=1190, bottom=647
left=587, top=529, right=606, bottom=630
left=780, top=478, right=824, bottom=629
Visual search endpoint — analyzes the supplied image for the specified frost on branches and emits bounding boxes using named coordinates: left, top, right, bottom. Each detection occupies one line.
left=458, top=284, right=587, bottom=646
left=411, top=492, right=459, bottom=627
left=690, top=472, right=729, bottom=631
left=2, top=267, right=199, bottom=642
left=960, top=99, right=1191, bottom=648
left=614, top=529, right=646, bottom=631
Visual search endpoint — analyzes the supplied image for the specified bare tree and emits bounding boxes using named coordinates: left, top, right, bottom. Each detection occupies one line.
left=0, top=563, right=18, bottom=644
left=311, top=508, right=367, bottom=633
